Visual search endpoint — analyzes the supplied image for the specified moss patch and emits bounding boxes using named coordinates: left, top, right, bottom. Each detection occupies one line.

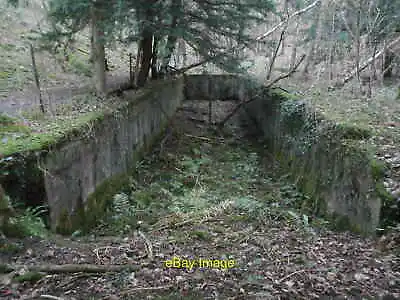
left=329, top=123, right=371, bottom=140
left=0, top=111, right=105, bottom=157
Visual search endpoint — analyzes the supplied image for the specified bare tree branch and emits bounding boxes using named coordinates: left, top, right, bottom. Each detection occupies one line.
left=340, top=11, right=355, bottom=40
left=337, top=36, right=400, bottom=87
left=218, top=55, right=306, bottom=127
left=266, top=26, right=287, bottom=80
left=255, top=0, right=321, bottom=42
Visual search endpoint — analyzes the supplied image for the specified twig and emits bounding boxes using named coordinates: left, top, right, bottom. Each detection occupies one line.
left=266, top=26, right=287, bottom=80
left=39, top=295, right=65, bottom=300
left=138, top=230, right=153, bottom=260
left=120, top=284, right=173, bottom=296
left=278, top=269, right=305, bottom=283
left=184, top=134, right=211, bottom=141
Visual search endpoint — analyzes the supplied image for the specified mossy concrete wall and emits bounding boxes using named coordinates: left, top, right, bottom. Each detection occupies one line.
left=42, top=78, right=184, bottom=231
left=184, top=75, right=382, bottom=235
left=1, top=74, right=383, bottom=235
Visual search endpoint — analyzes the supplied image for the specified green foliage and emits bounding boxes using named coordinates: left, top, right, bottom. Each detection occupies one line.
left=13, top=272, right=44, bottom=283
left=190, top=230, right=210, bottom=241
left=43, top=0, right=276, bottom=76
left=0, top=113, right=17, bottom=125
left=6, top=206, right=48, bottom=238
left=108, top=192, right=137, bottom=234
left=68, top=53, right=92, bottom=77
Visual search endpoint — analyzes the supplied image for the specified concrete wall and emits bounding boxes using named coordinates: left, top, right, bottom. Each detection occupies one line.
left=42, top=78, right=184, bottom=231
left=184, top=75, right=382, bottom=235
left=0, top=74, right=382, bottom=235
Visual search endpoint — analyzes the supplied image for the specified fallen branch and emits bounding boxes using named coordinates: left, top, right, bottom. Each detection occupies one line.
left=138, top=230, right=153, bottom=260
left=337, top=36, right=400, bottom=87
left=119, top=285, right=173, bottom=297
left=184, top=134, right=212, bottom=141
left=1, top=263, right=142, bottom=274
left=278, top=269, right=306, bottom=284
left=218, top=55, right=306, bottom=127
left=255, top=0, right=321, bottom=42
left=40, top=295, right=65, bottom=300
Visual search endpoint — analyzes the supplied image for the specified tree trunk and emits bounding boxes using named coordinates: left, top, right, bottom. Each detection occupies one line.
left=280, top=0, right=289, bottom=55
left=301, top=0, right=322, bottom=76
left=355, top=0, right=362, bottom=92
left=137, top=30, right=153, bottom=87
left=383, top=50, right=394, bottom=78
left=136, top=4, right=156, bottom=87
left=91, top=6, right=106, bottom=95
left=160, top=0, right=181, bottom=74
left=328, top=9, right=336, bottom=81
left=151, top=35, right=159, bottom=79
left=290, top=23, right=300, bottom=70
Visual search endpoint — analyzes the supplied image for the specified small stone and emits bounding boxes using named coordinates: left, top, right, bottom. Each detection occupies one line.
left=391, top=189, right=400, bottom=198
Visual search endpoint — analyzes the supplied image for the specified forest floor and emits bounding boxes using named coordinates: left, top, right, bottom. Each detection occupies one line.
left=0, top=101, right=399, bottom=300
left=1, top=2, right=400, bottom=299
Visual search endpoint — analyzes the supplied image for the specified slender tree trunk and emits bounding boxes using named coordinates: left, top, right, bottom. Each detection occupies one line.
left=29, top=43, right=45, bottom=113
left=151, top=35, right=159, bottom=79
left=136, top=5, right=155, bottom=87
left=280, top=0, right=289, bottom=55
left=355, top=0, right=362, bottom=92
left=290, top=23, right=300, bottom=70
left=266, top=27, right=286, bottom=80
left=372, top=41, right=378, bottom=80
left=328, top=9, right=336, bottom=81
left=383, top=50, right=394, bottom=78
left=397, top=85, right=400, bottom=99
left=134, top=44, right=142, bottom=87
left=301, top=0, right=322, bottom=76
left=91, top=5, right=106, bottom=95
left=160, top=0, right=181, bottom=74
left=137, top=31, right=153, bottom=87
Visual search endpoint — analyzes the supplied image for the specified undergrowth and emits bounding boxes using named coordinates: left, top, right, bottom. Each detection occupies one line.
left=95, top=129, right=320, bottom=237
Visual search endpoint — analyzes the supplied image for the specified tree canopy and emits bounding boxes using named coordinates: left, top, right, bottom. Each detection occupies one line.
left=32, top=0, right=276, bottom=91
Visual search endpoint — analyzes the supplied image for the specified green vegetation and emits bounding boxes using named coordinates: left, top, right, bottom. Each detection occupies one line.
left=91, top=124, right=318, bottom=237
left=4, top=206, right=48, bottom=238
left=260, top=89, right=394, bottom=234
left=13, top=272, right=44, bottom=283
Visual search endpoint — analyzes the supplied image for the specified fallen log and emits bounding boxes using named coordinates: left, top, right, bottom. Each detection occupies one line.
left=0, top=263, right=143, bottom=274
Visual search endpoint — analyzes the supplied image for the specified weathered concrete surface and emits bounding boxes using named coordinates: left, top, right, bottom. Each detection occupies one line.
left=184, top=74, right=255, bottom=101
left=184, top=75, right=382, bottom=235
left=43, top=78, right=184, bottom=230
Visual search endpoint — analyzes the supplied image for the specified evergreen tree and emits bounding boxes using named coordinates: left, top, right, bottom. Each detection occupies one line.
left=14, top=0, right=277, bottom=90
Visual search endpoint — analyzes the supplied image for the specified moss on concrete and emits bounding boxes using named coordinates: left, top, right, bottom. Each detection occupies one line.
left=264, top=89, right=383, bottom=234
left=0, top=111, right=106, bottom=157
